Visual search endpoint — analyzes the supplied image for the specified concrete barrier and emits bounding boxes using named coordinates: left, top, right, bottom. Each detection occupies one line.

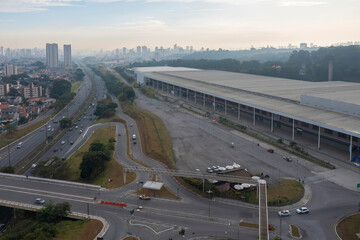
left=0, top=172, right=102, bottom=190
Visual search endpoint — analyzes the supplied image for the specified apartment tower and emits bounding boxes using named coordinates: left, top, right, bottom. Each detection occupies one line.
left=46, top=43, right=59, bottom=68
left=64, top=44, right=71, bottom=67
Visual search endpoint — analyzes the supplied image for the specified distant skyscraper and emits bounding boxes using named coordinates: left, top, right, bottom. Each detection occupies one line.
left=0, top=46, right=3, bottom=56
left=136, top=46, right=141, bottom=54
left=300, top=43, right=307, bottom=49
left=64, top=44, right=72, bottom=67
left=46, top=43, right=59, bottom=68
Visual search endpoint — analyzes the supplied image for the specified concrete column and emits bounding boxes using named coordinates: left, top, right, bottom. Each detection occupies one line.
left=187, top=89, right=189, bottom=101
left=238, top=104, right=240, bottom=120
left=317, top=127, right=321, bottom=149
left=350, top=135, right=353, bottom=161
left=271, top=113, right=274, bottom=132
left=213, top=96, right=216, bottom=111
left=225, top=100, right=227, bottom=116
left=123, top=170, right=126, bottom=184
left=253, top=108, right=256, bottom=126
left=195, top=92, right=197, bottom=105
left=292, top=119, right=295, bottom=141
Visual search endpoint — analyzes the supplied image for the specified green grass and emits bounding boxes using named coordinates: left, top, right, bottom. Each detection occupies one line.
left=336, top=213, right=360, bottom=240
left=54, top=219, right=103, bottom=240
left=71, top=81, right=82, bottom=92
left=64, top=125, right=135, bottom=188
left=248, top=179, right=304, bottom=206
left=290, top=224, right=301, bottom=238
left=239, top=221, right=259, bottom=229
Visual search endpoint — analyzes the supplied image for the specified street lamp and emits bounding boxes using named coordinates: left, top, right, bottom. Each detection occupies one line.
left=7, top=139, right=11, bottom=166
left=207, top=189, right=213, bottom=219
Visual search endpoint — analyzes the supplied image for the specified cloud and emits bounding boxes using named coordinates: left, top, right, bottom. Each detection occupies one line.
left=0, top=0, right=78, bottom=13
left=279, top=0, right=328, bottom=6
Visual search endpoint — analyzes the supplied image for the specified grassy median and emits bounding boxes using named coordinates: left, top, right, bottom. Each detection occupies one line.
left=64, top=125, right=135, bottom=188
left=121, top=101, right=175, bottom=169
left=71, top=81, right=83, bottom=93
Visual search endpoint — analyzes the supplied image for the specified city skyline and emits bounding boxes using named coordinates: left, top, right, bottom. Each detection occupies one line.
left=0, top=0, right=359, bottom=50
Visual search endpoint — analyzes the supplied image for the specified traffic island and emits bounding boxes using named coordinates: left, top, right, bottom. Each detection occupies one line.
left=336, top=213, right=360, bottom=240
left=289, top=224, right=302, bottom=239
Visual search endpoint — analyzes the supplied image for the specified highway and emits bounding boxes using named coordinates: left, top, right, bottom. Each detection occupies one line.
left=0, top=65, right=359, bottom=240
left=0, top=65, right=96, bottom=169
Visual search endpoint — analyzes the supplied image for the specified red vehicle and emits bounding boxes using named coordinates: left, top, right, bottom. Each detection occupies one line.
left=267, top=149, right=274, bottom=153
left=133, top=141, right=137, bottom=144
left=118, top=133, right=121, bottom=136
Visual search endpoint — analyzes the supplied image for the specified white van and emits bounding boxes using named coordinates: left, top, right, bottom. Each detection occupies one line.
left=17, top=142, right=23, bottom=149
left=132, top=134, right=136, bottom=140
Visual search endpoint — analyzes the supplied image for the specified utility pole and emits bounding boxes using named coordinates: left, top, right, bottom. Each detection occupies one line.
left=7, top=139, right=11, bottom=166
left=207, top=189, right=212, bottom=220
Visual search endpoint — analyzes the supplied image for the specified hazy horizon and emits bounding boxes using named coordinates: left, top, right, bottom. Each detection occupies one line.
left=0, top=0, right=359, bottom=50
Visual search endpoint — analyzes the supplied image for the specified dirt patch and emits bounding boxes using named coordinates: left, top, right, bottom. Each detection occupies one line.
left=336, top=213, right=360, bottom=240
left=136, top=186, right=180, bottom=199
left=80, top=220, right=103, bottom=240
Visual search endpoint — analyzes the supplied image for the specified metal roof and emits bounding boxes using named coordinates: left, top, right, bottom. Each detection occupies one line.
left=145, top=70, right=360, bottom=138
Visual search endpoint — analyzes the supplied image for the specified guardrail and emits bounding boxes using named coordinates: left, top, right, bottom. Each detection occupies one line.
left=0, top=172, right=101, bottom=191
left=0, top=199, right=108, bottom=240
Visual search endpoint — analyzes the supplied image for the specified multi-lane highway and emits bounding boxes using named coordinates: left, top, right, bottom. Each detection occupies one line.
left=0, top=65, right=95, bottom=169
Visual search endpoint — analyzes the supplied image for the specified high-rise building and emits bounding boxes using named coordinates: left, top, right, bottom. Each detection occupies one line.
left=46, top=43, right=59, bottom=68
left=0, top=46, right=3, bottom=56
left=136, top=46, right=141, bottom=54
left=0, top=83, right=10, bottom=96
left=64, top=44, right=71, bottom=67
left=3, top=65, right=18, bottom=76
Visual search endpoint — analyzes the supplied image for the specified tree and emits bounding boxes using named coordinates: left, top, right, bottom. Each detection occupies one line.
left=50, top=79, right=71, bottom=99
left=8, top=88, right=20, bottom=96
left=60, top=118, right=72, bottom=129
left=74, top=68, right=85, bottom=81
left=89, top=141, right=105, bottom=152
left=0, top=166, right=15, bottom=173
left=37, top=201, right=71, bottom=223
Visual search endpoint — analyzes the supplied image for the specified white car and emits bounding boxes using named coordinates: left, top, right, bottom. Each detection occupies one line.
left=278, top=210, right=290, bottom=217
left=296, top=207, right=309, bottom=214
left=61, top=141, right=65, bottom=145
left=35, top=198, right=45, bottom=204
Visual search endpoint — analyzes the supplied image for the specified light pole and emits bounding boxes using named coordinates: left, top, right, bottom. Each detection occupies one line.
left=7, top=139, right=11, bottom=166
left=207, top=189, right=213, bottom=220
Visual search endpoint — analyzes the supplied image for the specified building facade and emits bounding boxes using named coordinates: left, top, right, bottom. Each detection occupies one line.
left=0, top=83, right=10, bottom=96
left=64, top=44, right=72, bottom=67
left=21, top=82, right=42, bottom=98
left=46, top=43, right=59, bottom=68
left=3, top=65, right=18, bottom=76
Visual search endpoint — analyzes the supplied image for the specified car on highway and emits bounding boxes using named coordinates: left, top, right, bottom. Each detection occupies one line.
left=70, top=141, right=74, bottom=145
left=207, top=167, right=214, bottom=173
left=53, top=149, right=58, bottom=152
left=118, top=133, right=121, bottom=136
left=267, top=148, right=274, bottom=153
left=283, top=156, right=292, bottom=162
left=17, top=142, right=23, bottom=149
left=278, top=210, right=290, bottom=217
left=139, top=195, right=151, bottom=200
left=79, top=130, right=83, bottom=133
left=31, top=164, right=37, bottom=169
left=133, top=141, right=137, bottom=144
left=61, top=141, right=65, bottom=145
left=34, top=198, right=45, bottom=204
left=296, top=207, right=309, bottom=214
left=130, top=123, right=133, bottom=127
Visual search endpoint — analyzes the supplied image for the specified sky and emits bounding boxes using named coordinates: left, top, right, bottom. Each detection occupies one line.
left=0, top=0, right=359, bottom=50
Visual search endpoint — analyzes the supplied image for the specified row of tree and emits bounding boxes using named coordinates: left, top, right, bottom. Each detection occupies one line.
left=129, top=46, right=360, bottom=82
left=94, top=97, right=118, bottom=118
left=50, top=79, right=76, bottom=109
left=91, top=67, right=135, bottom=101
